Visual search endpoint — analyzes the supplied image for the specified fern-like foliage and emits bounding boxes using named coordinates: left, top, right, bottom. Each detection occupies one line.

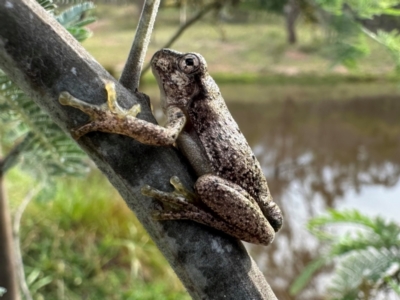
left=0, top=0, right=96, bottom=181
left=290, top=209, right=400, bottom=299
left=0, top=76, right=85, bottom=177
left=56, top=2, right=95, bottom=41
left=363, top=28, right=400, bottom=72
left=329, top=247, right=400, bottom=299
left=37, top=0, right=57, bottom=14
left=323, top=13, right=370, bottom=69
left=314, top=0, right=400, bottom=70
left=315, top=0, right=400, bottom=18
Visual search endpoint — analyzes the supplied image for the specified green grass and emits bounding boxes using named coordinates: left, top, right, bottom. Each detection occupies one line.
left=6, top=168, right=189, bottom=300
left=83, top=4, right=397, bottom=83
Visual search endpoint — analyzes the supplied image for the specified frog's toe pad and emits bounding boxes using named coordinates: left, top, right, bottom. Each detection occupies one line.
left=141, top=185, right=156, bottom=196
left=59, top=91, right=72, bottom=105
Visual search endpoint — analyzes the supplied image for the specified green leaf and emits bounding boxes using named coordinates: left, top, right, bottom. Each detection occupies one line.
left=36, top=0, right=56, bottom=14
left=26, top=268, right=41, bottom=285
left=56, top=2, right=95, bottom=27
left=295, top=209, right=400, bottom=298
left=55, top=2, right=96, bottom=42
left=67, top=27, right=93, bottom=42
left=386, top=277, right=400, bottom=295
left=328, top=247, right=400, bottom=298
left=30, top=275, right=53, bottom=293
left=289, top=257, right=329, bottom=295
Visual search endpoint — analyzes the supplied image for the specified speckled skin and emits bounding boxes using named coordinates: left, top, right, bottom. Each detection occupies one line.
left=59, top=48, right=283, bottom=245
left=147, top=49, right=283, bottom=245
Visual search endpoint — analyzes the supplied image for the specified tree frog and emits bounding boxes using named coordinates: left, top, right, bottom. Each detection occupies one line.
left=59, top=49, right=283, bottom=245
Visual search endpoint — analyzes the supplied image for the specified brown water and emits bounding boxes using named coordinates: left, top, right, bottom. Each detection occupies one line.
left=142, top=83, right=400, bottom=299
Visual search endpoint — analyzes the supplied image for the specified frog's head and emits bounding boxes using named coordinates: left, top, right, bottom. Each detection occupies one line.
left=151, top=48, right=210, bottom=111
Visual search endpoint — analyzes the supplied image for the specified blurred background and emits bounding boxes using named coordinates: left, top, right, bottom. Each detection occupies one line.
left=1, top=0, right=400, bottom=299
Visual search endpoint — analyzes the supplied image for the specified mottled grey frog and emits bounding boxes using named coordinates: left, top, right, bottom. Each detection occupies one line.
left=59, top=48, right=283, bottom=245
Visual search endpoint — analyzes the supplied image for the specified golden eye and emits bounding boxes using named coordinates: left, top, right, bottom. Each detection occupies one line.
left=178, top=54, right=200, bottom=74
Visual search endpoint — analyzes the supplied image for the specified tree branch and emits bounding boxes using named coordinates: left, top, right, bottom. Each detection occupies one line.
left=0, top=0, right=277, bottom=299
left=119, top=0, right=160, bottom=91
left=141, top=1, right=222, bottom=75
left=0, top=133, right=33, bottom=174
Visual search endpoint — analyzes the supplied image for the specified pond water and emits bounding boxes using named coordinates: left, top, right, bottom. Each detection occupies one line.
left=142, top=82, right=400, bottom=300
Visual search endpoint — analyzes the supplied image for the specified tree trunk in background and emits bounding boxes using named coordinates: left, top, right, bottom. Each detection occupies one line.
left=284, top=0, right=300, bottom=44
left=0, top=172, right=20, bottom=300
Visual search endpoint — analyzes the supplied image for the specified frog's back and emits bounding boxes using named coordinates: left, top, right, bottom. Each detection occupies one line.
left=188, top=88, right=268, bottom=199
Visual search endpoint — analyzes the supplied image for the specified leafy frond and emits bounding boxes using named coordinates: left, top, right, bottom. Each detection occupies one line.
left=329, top=247, right=400, bottom=299
left=315, top=0, right=400, bottom=18
left=308, top=209, right=400, bottom=249
left=291, top=209, right=400, bottom=297
left=322, top=13, right=369, bottom=69
left=314, top=1, right=400, bottom=70
left=308, top=209, right=377, bottom=231
left=0, top=0, right=96, bottom=181
left=363, top=29, right=400, bottom=73
left=0, top=70, right=89, bottom=180
left=386, top=277, right=400, bottom=295
left=289, top=257, right=329, bottom=295
left=56, top=2, right=96, bottom=41
left=56, top=2, right=94, bottom=26
left=37, top=0, right=57, bottom=14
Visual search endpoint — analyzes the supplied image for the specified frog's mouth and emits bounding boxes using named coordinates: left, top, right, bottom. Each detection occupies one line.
left=150, top=61, right=167, bottom=112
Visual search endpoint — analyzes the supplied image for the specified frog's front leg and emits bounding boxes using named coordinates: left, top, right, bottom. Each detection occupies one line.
left=143, top=175, right=275, bottom=245
left=59, top=81, right=186, bottom=145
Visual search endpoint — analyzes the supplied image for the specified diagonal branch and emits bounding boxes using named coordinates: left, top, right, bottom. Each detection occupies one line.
left=0, top=0, right=277, bottom=299
left=0, top=133, right=33, bottom=175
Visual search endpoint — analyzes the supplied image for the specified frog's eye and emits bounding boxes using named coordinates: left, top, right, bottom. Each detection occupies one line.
left=178, top=54, right=200, bottom=74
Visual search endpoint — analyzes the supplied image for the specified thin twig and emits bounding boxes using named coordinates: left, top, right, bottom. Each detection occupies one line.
left=12, top=185, right=41, bottom=300
left=141, top=1, right=222, bottom=76
left=119, top=0, right=161, bottom=91
left=0, top=133, right=33, bottom=174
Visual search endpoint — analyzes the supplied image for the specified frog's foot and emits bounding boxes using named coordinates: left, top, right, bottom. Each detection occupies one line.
left=142, top=176, right=275, bottom=245
left=59, top=81, right=141, bottom=139
left=169, top=176, right=197, bottom=202
left=141, top=176, right=198, bottom=211
left=141, top=181, right=232, bottom=230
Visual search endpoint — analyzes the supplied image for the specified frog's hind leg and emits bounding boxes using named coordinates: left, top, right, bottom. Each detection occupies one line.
left=142, top=181, right=259, bottom=243
left=194, top=174, right=276, bottom=246
left=142, top=176, right=275, bottom=245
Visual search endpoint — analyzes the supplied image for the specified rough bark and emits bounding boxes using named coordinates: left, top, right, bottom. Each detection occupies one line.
left=0, top=0, right=277, bottom=299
